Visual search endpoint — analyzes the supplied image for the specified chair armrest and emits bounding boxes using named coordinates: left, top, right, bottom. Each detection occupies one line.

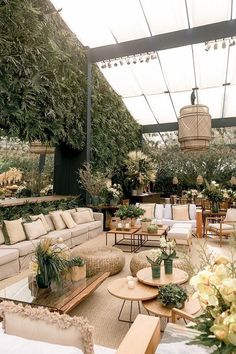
left=93, top=212, right=104, bottom=223
left=171, top=308, right=196, bottom=324
left=206, top=216, right=223, bottom=223
left=116, top=315, right=160, bottom=354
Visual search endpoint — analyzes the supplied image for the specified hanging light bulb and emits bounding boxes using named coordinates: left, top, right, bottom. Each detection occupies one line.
left=113, top=61, right=118, bottom=67
left=101, top=62, right=107, bottom=69
left=205, top=41, right=211, bottom=51
left=145, top=54, right=150, bottom=63
left=214, top=41, right=218, bottom=50
left=172, top=176, right=178, bottom=185
left=196, top=175, right=204, bottom=185
left=133, top=57, right=137, bottom=64
left=119, top=59, right=124, bottom=66
left=126, top=57, right=131, bottom=65
left=222, top=39, right=227, bottom=49
left=107, top=61, right=112, bottom=68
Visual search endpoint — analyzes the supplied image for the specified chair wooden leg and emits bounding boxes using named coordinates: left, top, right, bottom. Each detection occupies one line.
left=220, top=233, right=222, bottom=247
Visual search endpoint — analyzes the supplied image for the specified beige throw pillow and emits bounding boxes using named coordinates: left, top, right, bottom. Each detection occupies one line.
left=30, top=214, right=51, bottom=232
left=76, top=208, right=94, bottom=220
left=44, top=214, right=55, bottom=231
left=49, top=211, right=66, bottom=230
left=224, top=208, right=236, bottom=222
left=72, top=210, right=94, bottom=225
left=0, top=301, right=94, bottom=354
left=61, top=211, right=77, bottom=228
left=23, top=219, right=48, bottom=240
left=0, top=225, right=5, bottom=244
left=2, top=218, right=26, bottom=245
left=139, top=204, right=155, bottom=219
left=172, top=205, right=189, bottom=221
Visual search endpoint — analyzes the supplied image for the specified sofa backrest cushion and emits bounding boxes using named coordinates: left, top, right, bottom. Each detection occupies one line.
left=2, top=219, right=26, bottom=245
left=154, top=204, right=164, bottom=220
left=61, top=211, right=77, bottom=228
left=0, top=301, right=94, bottom=354
left=30, top=214, right=51, bottom=232
left=49, top=211, right=66, bottom=231
left=189, top=204, right=197, bottom=220
left=163, top=204, right=172, bottom=219
left=172, top=205, right=189, bottom=221
left=22, top=219, right=48, bottom=240
left=139, top=204, right=155, bottom=219
left=72, top=210, right=94, bottom=225
left=0, top=225, right=5, bottom=244
left=224, top=208, right=236, bottom=222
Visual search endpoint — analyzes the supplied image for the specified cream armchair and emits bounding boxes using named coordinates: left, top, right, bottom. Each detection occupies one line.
left=205, top=208, right=236, bottom=247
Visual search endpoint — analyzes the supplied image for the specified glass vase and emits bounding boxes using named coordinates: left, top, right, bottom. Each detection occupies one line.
left=211, top=201, right=219, bottom=213
left=164, top=259, right=173, bottom=274
left=151, top=265, right=161, bottom=279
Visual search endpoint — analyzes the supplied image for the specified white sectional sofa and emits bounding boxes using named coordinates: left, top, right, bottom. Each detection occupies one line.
left=0, top=207, right=103, bottom=279
left=139, top=203, right=197, bottom=230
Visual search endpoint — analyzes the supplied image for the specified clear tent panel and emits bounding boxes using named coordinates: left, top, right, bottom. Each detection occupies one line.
left=122, top=96, right=157, bottom=125
left=146, top=94, right=177, bottom=123
left=198, top=87, right=225, bottom=118
left=223, top=85, right=236, bottom=117
left=227, top=45, right=236, bottom=85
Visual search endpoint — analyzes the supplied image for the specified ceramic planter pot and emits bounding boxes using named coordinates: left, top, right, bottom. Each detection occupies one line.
left=151, top=265, right=161, bottom=279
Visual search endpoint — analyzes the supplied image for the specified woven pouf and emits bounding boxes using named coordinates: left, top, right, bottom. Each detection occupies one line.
left=130, top=250, right=182, bottom=276
left=72, top=246, right=125, bottom=277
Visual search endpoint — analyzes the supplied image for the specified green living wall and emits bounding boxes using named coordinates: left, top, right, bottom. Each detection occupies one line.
left=0, top=0, right=140, bottom=172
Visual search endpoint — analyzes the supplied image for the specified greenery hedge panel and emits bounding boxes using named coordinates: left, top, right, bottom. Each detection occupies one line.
left=0, top=0, right=141, bottom=171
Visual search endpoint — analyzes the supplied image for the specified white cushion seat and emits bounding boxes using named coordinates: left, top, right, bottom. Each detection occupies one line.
left=70, top=225, right=89, bottom=238
left=208, top=223, right=234, bottom=231
left=172, top=223, right=192, bottom=230
left=86, top=221, right=102, bottom=231
left=162, top=219, right=196, bottom=228
left=47, top=229, right=71, bottom=242
left=168, top=227, right=192, bottom=240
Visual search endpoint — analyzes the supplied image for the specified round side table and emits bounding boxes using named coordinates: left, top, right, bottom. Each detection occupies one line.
left=107, top=277, right=158, bottom=325
left=136, top=267, right=189, bottom=287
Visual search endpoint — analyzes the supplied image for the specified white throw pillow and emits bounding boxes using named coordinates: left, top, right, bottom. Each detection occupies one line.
left=30, top=214, right=51, bottom=232
left=49, top=211, right=66, bottom=230
left=76, top=208, right=94, bottom=220
left=61, top=211, right=77, bottom=228
left=172, top=205, right=189, bottom=221
left=2, top=218, right=26, bottom=245
left=72, top=210, right=94, bottom=225
left=23, top=219, right=48, bottom=240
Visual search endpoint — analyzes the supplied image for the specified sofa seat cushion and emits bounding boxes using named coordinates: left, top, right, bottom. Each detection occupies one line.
left=86, top=221, right=102, bottom=231
left=168, top=227, right=192, bottom=240
left=70, top=225, right=88, bottom=238
left=0, top=248, right=19, bottom=266
left=172, top=223, right=192, bottom=230
left=0, top=240, right=40, bottom=257
left=162, top=219, right=196, bottom=228
left=47, top=229, right=71, bottom=243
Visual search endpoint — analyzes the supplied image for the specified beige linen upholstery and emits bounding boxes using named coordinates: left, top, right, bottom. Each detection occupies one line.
left=0, top=226, right=5, bottom=244
left=0, top=301, right=94, bottom=354
left=138, top=204, right=155, bottom=219
left=61, top=211, right=77, bottom=228
left=0, top=249, right=19, bottom=280
left=72, top=211, right=94, bottom=225
left=49, top=211, right=66, bottom=230
left=23, top=219, right=47, bottom=240
left=172, top=205, right=189, bottom=221
left=44, top=214, right=55, bottom=231
left=30, top=214, right=51, bottom=232
left=76, top=208, right=94, bottom=220
left=2, top=219, right=26, bottom=245
left=224, top=208, right=236, bottom=222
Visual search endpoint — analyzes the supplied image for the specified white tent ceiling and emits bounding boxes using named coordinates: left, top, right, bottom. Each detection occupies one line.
left=51, top=0, right=236, bottom=138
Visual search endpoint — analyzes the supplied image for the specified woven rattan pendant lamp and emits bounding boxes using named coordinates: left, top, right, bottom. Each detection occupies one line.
left=178, top=89, right=212, bottom=151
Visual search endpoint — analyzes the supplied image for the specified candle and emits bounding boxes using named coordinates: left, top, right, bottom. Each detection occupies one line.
left=117, top=223, right=122, bottom=229
left=127, top=276, right=133, bottom=282
left=125, top=223, right=130, bottom=228
left=128, top=280, right=135, bottom=289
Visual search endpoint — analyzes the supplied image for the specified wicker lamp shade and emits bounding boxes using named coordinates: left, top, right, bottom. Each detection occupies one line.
left=230, top=176, right=236, bottom=185
left=172, top=176, right=178, bottom=185
left=196, top=175, right=204, bottom=185
left=30, top=141, right=55, bottom=155
left=178, top=104, right=212, bottom=151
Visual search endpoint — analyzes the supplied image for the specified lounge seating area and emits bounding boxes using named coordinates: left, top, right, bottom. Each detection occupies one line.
left=1, top=1, right=236, bottom=353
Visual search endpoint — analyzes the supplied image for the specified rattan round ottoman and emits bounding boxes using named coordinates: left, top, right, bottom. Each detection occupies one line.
left=130, top=250, right=182, bottom=276
left=72, top=246, right=125, bottom=277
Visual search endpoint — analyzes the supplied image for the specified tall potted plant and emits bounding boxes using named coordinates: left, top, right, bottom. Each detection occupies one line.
left=203, top=181, right=224, bottom=213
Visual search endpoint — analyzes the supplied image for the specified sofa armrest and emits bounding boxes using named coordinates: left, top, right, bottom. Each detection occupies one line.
left=93, top=212, right=104, bottom=223
left=116, top=314, right=160, bottom=354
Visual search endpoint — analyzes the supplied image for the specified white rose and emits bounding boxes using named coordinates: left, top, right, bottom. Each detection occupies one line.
left=220, top=279, right=236, bottom=303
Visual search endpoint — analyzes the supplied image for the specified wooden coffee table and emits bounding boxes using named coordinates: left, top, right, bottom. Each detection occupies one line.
left=107, top=277, right=158, bottom=325
left=136, top=267, right=189, bottom=287
left=0, top=272, right=109, bottom=313
left=134, top=225, right=169, bottom=251
left=106, top=227, right=142, bottom=252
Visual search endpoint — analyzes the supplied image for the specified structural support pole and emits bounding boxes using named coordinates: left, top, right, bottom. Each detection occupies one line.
left=86, top=61, right=92, bottom=163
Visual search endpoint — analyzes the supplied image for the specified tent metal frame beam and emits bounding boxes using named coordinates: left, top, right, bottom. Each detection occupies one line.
left=142, top=117, right=236, bottom=133
left=87, top=19, right=236, bottom=63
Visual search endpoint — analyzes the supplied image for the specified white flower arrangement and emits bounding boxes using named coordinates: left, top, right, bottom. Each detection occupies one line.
left=106, top=184, right=122, bottom=199
left=147, top=248, right=162, bottom=265
left=189, top=255, right=236, bottom=352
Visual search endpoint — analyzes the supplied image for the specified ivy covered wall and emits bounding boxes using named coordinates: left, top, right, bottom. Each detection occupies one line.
left=0, top=0, right=140, bottom=172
